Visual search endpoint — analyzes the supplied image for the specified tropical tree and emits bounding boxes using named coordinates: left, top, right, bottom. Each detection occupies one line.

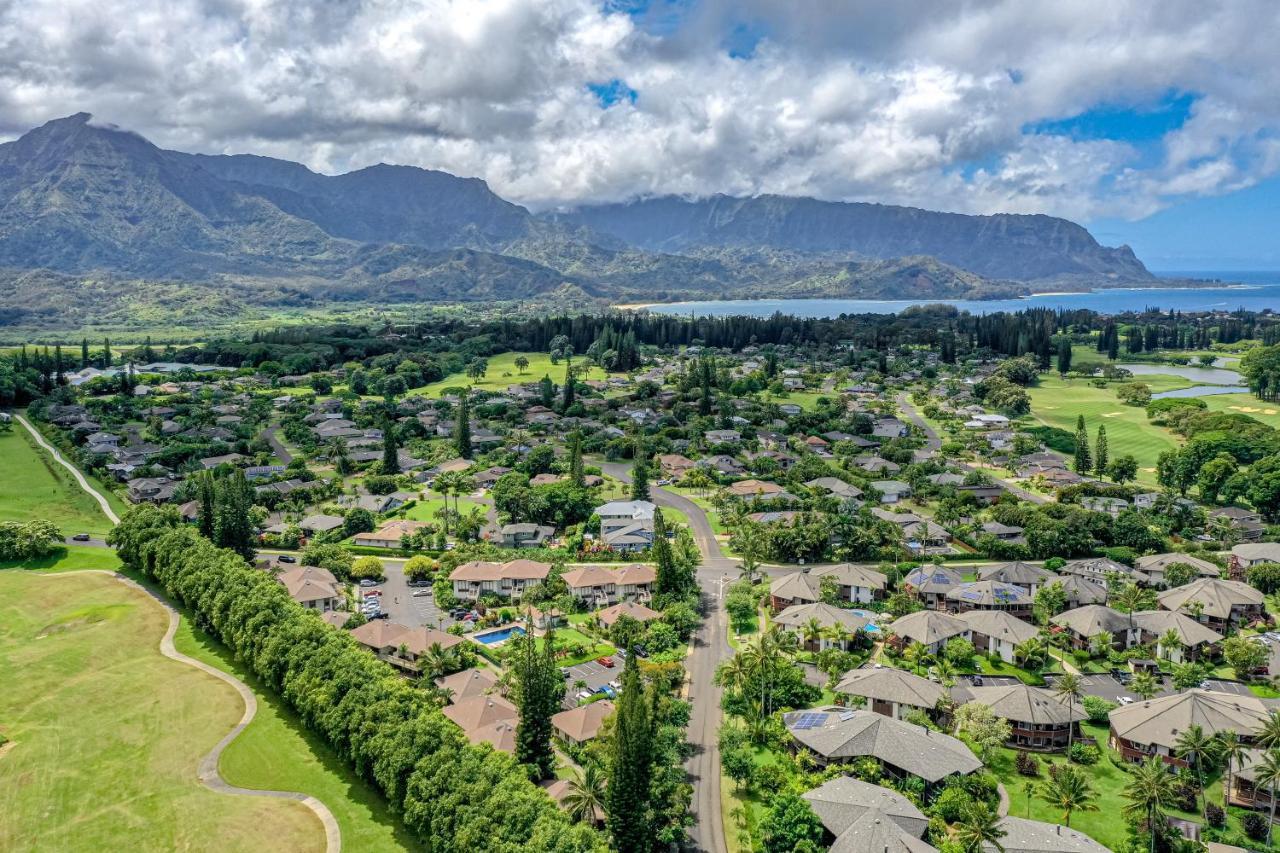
left=1090, top=631, right=1115, bottom=659
left=1122, top=756, right=1177, bottom=853
left=1216, top=730, right=1247, bottom=812
left=561, top=763, right=606, bottom=825
left=1173, top=723, right=1216, bottom=819
left=514, top=355, right=530, bottom=375
left=1257, top=710, right=1280, bottom=751
left=1038, top=764, right=1099, bottom=827
left=954, top=803, right=1006, bottom=853
left=1054, top=672, right=1084, bottom=753
left=1130, top=670, right=1160, bottom=701
left=1253, top=748, right=1280, bottom=847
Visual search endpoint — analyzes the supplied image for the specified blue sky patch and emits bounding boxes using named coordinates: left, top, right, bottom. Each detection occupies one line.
left=588, top=79, right=638, bottom=108
left=1025, top=91, right=1196, bottom=142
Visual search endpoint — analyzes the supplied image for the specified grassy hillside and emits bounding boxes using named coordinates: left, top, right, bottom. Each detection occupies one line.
left=411, top=351, right=609, bottom=398
left=0, top=427, right=120, bottom=535
left=0, top=572, right=323, bottom=852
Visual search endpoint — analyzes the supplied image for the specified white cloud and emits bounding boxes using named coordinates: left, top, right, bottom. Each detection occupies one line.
left=0, top=0, right=1278, bottom=224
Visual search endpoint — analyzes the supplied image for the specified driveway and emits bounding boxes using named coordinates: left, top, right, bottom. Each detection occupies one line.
left=1044, top=672, right=1178, bottom=703
left=561, top=659, right=621, bottom=708
left=895, top=393, right=1049, bottom=505
left=262, top=424, right=294, bottom=464
left=373, top=558, right=455, bottom=629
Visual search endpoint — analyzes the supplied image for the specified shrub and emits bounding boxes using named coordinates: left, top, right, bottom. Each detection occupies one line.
left=1243, top=811, right=1268, bottom=841
left=1205, top=802, right=1225, bottom=828
left=1015, top=751, right=1040, bottom=777
left=1068, top=743, right=1100, bottom=765
left=1081, top=695, right=1117, bottom=725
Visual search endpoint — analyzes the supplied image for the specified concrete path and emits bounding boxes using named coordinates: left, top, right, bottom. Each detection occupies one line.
left=16, top=413, right=120, bottom=524
left=262, top=424, right=295, bottom=465
left=43, top=570, right=341, bottom=852
left=600, top=460, right=731, bottom=853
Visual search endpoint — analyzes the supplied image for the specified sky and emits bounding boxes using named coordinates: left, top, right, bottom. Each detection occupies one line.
left=1, top=0, right=1279, bottom=269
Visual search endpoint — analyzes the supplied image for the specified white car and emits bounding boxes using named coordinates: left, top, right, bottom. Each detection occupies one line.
left=1118, top=696, right=1134, bottom=705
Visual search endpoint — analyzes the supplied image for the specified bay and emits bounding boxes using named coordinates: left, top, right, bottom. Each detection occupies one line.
left=643, top=273, right=1280, bottom=319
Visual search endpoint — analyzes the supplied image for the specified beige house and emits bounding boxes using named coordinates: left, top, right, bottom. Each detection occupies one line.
left=278, top=565, right=344, bottom=613
left=1109, top=689, right=1270, bottom=766
left=560, top=564, right=656, bottom=605
left=551, top=700, right=615, bottom=745
left=449, top=559, right=553, bottom=600
left=834, top=667, right=947, bottom=720
left=596, top=601, right=662, bottom=628
left=950, top=683, right=1085, bottom=752
left=349, top=620, right=464, bottom=673
left=352, top=519, right=431, bottom=548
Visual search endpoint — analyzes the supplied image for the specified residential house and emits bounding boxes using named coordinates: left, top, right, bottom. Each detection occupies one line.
left=885, top=610, right=968, bottom=656
left=1110, top=689, right=1270, bottom=766
left=833, top=668, right=947, bottom=720
left=801, top=777, right=930, bottom=853
left=352, top=519, right=430, bottom=548
left=950, top=683, right=1085, bottom=751
left=435, top=668, right=498, bottom=702
left=278, top=566, right=344, bottom=613
left=552, top=701, right=616, bottom=746
left=449, top=559, right=553, bottom=601
left=810, top=563, right=889, bottom=604
left=596, top=600, right=662, bottom=628
left=783, top=708, right=981, bottom=783
left=1051, top=605, right=1134, bottom=651
left=869, top=480, right=912, bottom=504
left=773, top=602, right=872, bottom=650
left=560, top=564, right=656, bottom=605
left=1134, top=553, right=1221, bottom=587
left=901, top=565, right=964, bottom=610
left=1158, top=578, right=1267, bottom=631
left=498, top=523, right=555, bottom=548
left=944, top=581, right=1033, bottom=620
left=976, top=562, right=1055, bottom=597
left=957, top=609, right=1039, bottom=664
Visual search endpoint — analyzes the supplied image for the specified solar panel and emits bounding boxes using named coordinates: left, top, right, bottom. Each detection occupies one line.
left=839, top=711, right=856, bottom=721
left=791, top=712, right=828, bottom=730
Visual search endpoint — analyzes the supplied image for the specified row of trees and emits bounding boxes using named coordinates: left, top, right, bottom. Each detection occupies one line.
left=108, top=504, right=605, bottom=852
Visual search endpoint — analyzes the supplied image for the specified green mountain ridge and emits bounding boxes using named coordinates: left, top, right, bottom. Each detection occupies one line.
left=0, top=113, right=1157, bottom=327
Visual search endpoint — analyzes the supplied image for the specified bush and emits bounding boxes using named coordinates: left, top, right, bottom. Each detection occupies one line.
left=1068, top=743, right=1100, bottom=765
left=1205, top=802, right=1225, bottom=829
left=107, top=505, right=603, bottom=853
left=1015, top=751, right=1040, bottom=777
left=1081, top=695, right=1116, bottom=725
left=350, top=555, right=385, bottom=581
left=1243, top=811, right=1268, bottom=841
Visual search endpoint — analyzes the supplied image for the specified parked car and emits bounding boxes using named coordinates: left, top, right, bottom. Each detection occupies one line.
left=1118, top=696, right=1134, bottom=705
left=277, top=554, right=296, bottom=563
left=411, top=589, right=431, bottom=597
left=371, top=612, right=389, bottom=620
left=359, top=579, right=378, bottom=587
left=561, top=668, right=572, bottom=679
left=597, top=656, right=615, bottom=668
left=71, top=533, right=91, bottom=542
left=407, top=579, right=430, bottom=587
left=577, top=690, right=593, bottom=701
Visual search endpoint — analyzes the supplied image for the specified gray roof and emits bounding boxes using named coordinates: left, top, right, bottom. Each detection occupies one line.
left=770, top=571, right=820, bottom=602
left=830, top=807, right=938, bottom=853
left=1131, top=609, right=1223, bottom=647
left=1049, top=574, right=1108, bottom=605
left=835, top=667, right=947, bottom=710
left=956, top=609, right=1039, bottom=645
left=987, top=816, right=1112, bottom=853
left=773, top=602, right=870, bottom=634
left=945, top=580, right=1032, bottom=607
left=1158, top=578, right=1265, bottom=620
left=888, top=610, right=968, bottom=645
left=950, top=683, right=1086, bottom=726
left=811, top=563, right=888, bottom=590
left=1109, top=689, right=1272, bottom=750
left=1134, top=552, right=1221, bottom=577
left=977, top=561, right=1054, bottom=586
left=783, top=707, right=980, bottom=782
left=902, top=565, right=964, bottom=595
left=1051, top=604, right=1130, bottom=637
left=802, top=776, right=927, bottom=838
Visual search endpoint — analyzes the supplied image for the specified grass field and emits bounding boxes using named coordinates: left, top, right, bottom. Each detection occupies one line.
left=0, top=427, right=120, bottom=536
left=411, top=352, right=610, bottom=398
left=1026, top=374, right=1191, bottom=484
left=399, top=495, right=487, bottom=522
left=0, top=572, right=323, bottom=853
left=173, top=616, right=423, bottom=852
left=0, top=544, right=122, bottom=573
left=1203, top=392, right=1280, bottom=428
left=761, top=390, right=830, bottom=411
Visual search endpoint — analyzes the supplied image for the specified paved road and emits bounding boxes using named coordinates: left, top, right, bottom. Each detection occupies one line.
left=894, top=394, right=1048, bottom=505
left=263, top=424, right=294, bottom=464
left=600, top=460, right=731, bottom=853
left=16, top=413, right=121, bottom=524
left=44, top=570, right=340, bottom=851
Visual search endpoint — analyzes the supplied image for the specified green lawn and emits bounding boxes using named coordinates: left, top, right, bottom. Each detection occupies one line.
left=173, top=616, right=422, bottom=852
left=0, top=571, right=323, bottom=852
left=1202, top=392, right=1280, bottom=428
left=0, top=427, right=120, bottom=536
left=0, top=544, right=122, bottom=573
left=411, top=352, right=610, bottom=398
left=761, top=390, right=830, bottom=411
left=1026, top=374, right=1192, bottom=484
left=399, top=496, right=487, bottom=522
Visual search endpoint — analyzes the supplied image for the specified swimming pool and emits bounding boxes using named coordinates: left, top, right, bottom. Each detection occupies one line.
left=848, top=609, right=881, bottom=633
left=473, top=625, right=527, bottom=645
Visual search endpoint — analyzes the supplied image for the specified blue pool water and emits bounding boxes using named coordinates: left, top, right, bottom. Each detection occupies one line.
left=848, top=609, right=881, bottom=632
left=474, top=625, right=526, bottom=645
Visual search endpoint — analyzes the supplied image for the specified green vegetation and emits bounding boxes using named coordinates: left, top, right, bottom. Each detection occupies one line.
left=173, top=613, right=422, bottom=852
left=1027, top=374, right=1190, bottom=483
left=412, top=352, right=609, bottom=398
left=0, top=571, right=323, bottom=852
left=0, top=427, right=119, bottom=535
left=0, top=543, right=123, bottom=573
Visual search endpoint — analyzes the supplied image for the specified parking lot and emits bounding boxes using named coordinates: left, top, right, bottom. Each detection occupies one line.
left=560, top=657, right=622, bottom=708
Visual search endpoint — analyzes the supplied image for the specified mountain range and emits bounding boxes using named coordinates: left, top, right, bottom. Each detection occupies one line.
left=0, top=113, right=1156, bottom=326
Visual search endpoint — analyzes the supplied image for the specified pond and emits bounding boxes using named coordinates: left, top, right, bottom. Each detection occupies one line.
left=1115, top=363, right=1243, bottom=385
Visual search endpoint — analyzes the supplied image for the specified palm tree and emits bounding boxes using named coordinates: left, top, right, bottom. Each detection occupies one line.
left=1038, top=764, right=1099, bottom=827
left=801, top=617, right=824, bottom=651
left=1173, top=723, right=1215, bottom=819
left=903, top=640, right=930, bottom=675
left=1158, top=629, right=1183, bottom=663
left=1122, top=756, right=1177, bottom=853
left=1054, top=673, right=1084, bottom=753
left=1130, top=670, right=1160, bottom=700
left=1258, top=710, right=1280, bottom=751
left=934, top=658, right=956, bottom=687
left=1216, top=730, right=1247, bottom=811
left=1090, top=630, right=1114, bottom=659
left=1014, top=636, right=1046, bottom=673
left=561, top=763, right=606, bottom=825
left=1254, top=748, right=1280, bottom=847
left=954, top=803, right=1006, bottom=853
left=1112, top=581, right=1146, bottom=636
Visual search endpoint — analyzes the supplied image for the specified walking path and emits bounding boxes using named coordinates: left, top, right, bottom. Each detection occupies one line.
left=600, top=461, right=731, bottom=853
left=894, top=394, right=1049, bottom=505
left=16, top=413, right=120, bottom=524
left=43, top=570, right=341, bottom=851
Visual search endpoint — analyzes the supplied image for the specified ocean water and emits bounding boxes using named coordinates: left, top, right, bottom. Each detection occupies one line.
left=643, top=272, right=1280, bottom=318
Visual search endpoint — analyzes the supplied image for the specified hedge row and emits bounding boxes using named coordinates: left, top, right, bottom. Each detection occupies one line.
left=109, top=504, right=604, bottom=853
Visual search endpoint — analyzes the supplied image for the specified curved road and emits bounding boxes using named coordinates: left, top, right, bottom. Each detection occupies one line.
left=894, top=393, right=1048, bottom=505
left=16, top=413, right=121, bottom=524
left=263, top=424, right=295, bottom=465
left=601, top=461, right=732, bottom=853
left=43, top=571, right=341, bottom=852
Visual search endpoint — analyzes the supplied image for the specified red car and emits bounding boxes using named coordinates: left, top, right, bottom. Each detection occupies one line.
left=597, top=656, right=615, bottom=668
